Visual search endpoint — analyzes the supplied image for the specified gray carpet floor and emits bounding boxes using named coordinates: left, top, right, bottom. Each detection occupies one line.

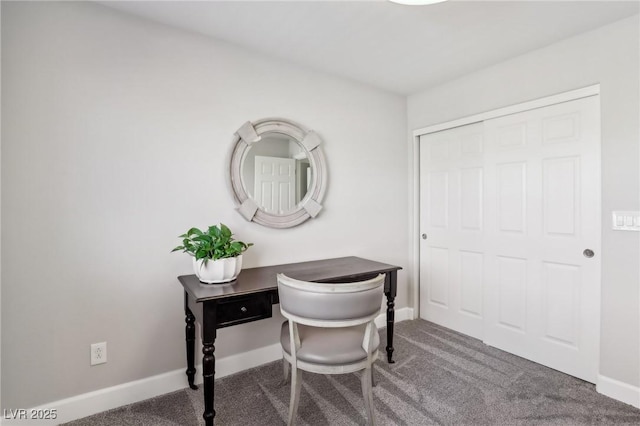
left=65, top=319, right=640, bottom=425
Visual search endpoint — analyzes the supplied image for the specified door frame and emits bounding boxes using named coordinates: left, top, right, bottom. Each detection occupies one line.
left=411, top=84, right=601, bottom=319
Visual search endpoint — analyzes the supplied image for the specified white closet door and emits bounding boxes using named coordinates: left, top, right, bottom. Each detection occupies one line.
left=483, top=96, right=600, bottom=383
left=419, top=95, right=600, bottom=383
left=419, top=122, right=485, bottom=339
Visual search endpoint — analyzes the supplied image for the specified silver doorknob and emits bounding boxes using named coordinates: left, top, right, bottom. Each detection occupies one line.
left=421, top=233, right=427, bottom=240
left=583, top=249, right=594, bottom=258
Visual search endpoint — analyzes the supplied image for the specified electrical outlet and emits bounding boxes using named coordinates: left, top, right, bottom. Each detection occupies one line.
left=90, top=342, right=107, bottom=366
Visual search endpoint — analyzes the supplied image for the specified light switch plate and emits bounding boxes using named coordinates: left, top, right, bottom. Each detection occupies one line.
left=612, top=211, right=640, bottom=231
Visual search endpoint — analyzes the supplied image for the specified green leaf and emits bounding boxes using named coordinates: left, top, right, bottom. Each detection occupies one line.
left=220, top=223, right=232, bottom=238
left=193, top=235, right=213, bottom=244
left=208, top=225, right=221, bottom=238
left=187, top=227, right=203, bottom=237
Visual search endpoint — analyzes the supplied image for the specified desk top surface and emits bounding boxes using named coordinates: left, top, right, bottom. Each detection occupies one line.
left=178, top=256, right=402, bottom=302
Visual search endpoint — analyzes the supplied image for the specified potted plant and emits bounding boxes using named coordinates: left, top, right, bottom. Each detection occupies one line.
left=172, top=223, right=253, bottom=284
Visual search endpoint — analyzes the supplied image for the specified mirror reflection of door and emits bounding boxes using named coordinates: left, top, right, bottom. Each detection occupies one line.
left=254, top=155, right=295, bottom=214
left=241, top=132, right=311, bottom=213
left=296, top=159, right=311, bottom=203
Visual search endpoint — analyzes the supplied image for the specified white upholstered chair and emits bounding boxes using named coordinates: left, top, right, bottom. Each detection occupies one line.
left=277, top=273, right=385, bottom=426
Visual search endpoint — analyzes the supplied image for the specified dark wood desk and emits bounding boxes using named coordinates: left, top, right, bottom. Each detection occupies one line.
left=178, top=256, right=402, bottom=426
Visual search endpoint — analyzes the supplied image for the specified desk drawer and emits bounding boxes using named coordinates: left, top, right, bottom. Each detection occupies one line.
left=216, top=293, right=272, bottom=328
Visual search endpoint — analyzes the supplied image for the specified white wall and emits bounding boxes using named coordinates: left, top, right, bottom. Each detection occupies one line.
left=408, top=15, right=640, bottom=387
left=1, top=1, right=407, bottom=409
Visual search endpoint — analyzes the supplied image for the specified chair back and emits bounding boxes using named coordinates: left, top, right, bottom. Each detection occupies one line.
left=277, top=273, right=385, bottom=327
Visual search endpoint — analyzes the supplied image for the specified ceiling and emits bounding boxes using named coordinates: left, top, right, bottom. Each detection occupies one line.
left=100, top=1, right=639, bottom=95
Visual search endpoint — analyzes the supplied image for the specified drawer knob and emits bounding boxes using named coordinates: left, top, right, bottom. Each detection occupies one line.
left=240, top=306, right=247, bottom=313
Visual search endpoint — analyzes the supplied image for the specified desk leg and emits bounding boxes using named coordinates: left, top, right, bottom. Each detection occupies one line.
left=184, top=292, right=198, bottom=390
left=202, top=301, right=217, bottom=426
left=384, top=271, right=397, bottom=363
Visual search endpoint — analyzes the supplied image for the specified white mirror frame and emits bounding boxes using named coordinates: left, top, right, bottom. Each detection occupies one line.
left=228, top=118, right=327, bottom=228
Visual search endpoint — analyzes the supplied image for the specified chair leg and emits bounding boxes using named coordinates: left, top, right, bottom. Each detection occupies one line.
left=282, top=357, right=290, bottom=384
left=361, top=367, right=376, bottom=426
left=371, top=363, right=376, bottom=387
left=288, top=367, right=302, bottom=426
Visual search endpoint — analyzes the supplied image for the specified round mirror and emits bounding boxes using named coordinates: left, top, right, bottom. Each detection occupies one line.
left=228, top=118, right=327, bottom=228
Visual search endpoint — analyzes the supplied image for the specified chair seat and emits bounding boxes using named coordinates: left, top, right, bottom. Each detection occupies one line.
left=280, top=321, right=380, bottom=366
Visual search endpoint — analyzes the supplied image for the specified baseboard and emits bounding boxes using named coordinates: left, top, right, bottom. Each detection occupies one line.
left=3, top=368, right=198, bottom=426
left=597, top=374, right=640, bottom=408
left=375, top=306, right=414, bottom=328
left=4, top=307, right=414, bottom=425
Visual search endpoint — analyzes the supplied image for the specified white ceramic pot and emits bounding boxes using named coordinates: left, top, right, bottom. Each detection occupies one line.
left=193, top=255, right=243, bottom=284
